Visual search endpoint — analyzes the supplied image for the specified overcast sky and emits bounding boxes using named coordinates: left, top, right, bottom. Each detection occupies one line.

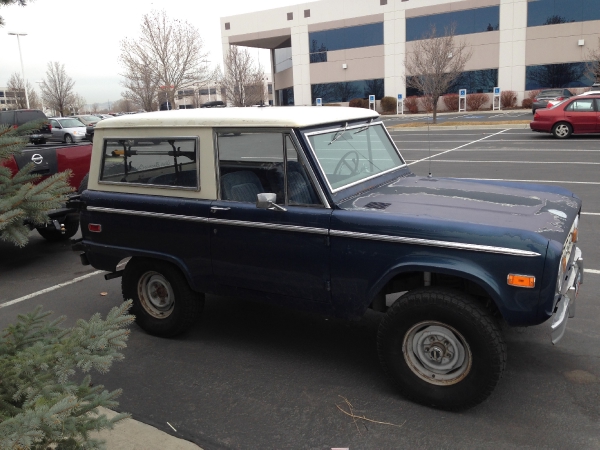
left=0, top=0, right=304, bottom=105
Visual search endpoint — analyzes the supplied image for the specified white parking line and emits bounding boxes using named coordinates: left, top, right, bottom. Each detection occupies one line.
left=0, top=270, right=104, bottom=309
left=409, top=160, right=600, bottom=165
left=585, top=269, right=600, bottom=274
left=407, top=129, right=508, bottom=166
left=582, top=212, right=600, bottom=216
left=456, top=177, right=600, bottom=185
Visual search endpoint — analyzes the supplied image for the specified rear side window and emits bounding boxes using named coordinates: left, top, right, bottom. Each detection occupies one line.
left=16, top=111, right=45, bottom=126
left=565, top=99, right=595, bottom=112
left=100, top=137, right=199, bottom=190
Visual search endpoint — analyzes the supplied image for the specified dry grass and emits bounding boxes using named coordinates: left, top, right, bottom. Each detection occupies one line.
left=389, top=120, right=530, bottom=129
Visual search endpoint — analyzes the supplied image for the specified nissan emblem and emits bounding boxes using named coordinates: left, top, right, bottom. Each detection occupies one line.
left=31, top=154, right=44, bottom=165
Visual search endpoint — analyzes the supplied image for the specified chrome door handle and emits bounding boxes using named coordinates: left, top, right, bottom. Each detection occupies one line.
left=210, top=206, right=231, bottom=213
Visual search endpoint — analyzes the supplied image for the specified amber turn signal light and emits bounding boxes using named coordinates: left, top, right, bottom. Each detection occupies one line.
left=572, top=227, right=578, bottom=243
left=507, top=274, right=535, bottom=288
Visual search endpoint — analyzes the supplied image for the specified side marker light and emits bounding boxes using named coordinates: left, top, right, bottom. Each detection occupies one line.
left=507, top=274, right=535, bottom=288
left=88, top=224, right=102, bottom=233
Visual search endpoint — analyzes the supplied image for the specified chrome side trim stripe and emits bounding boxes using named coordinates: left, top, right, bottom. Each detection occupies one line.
left=88, top=206, right=540, bottom=256
left=329, top=230, right=541, bottom=257
left=87, top=206, right=209, bottom=223
left=209, top=218, right=329, bottom=235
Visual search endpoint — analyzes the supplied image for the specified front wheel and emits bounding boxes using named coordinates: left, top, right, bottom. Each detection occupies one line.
left=122, top=258, right=204, bottom=337
left=377, top=288, right=506, bottom=410
left=64, top=134, right=74, bottom=144
left=552, top=122, right=572, bottom=139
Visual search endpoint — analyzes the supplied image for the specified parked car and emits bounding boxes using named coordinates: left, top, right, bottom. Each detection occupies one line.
left=71, top=114, right=101, bottom=127
left=0, top=109, right=52, bottom=144
left=531, top=89, right=573, bottom=113
left=85, top=115, right=112, bottom=142
left=1, top=141, right=92, bottom=240
left=72, top=107, right=582, bottom=411
left=48, top=117, right=87, bottom=143
left=530, top=94, right=600, bottom=138
left=200, top=100, right=225, bottom=108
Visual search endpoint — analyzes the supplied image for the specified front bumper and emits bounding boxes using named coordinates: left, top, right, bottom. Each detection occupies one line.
left=550, top=247, right=583, bottom=344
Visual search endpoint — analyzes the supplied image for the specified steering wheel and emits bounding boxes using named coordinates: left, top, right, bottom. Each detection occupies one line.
left=333, top=150, right=360, bottom=176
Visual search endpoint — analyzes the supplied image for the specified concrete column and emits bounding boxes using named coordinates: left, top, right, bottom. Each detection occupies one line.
left=499, top=0, right=528, bottom=102
left=291, top=25, right=312, bottom=106
left=384, top=10, right=406, bottom=100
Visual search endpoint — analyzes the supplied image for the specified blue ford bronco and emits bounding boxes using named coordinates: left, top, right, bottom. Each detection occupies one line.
left=72, top=107, right=583, bottom=410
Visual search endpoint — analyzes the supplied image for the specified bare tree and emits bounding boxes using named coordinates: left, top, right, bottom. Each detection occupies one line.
left=220, top=46, right=266, bottom=107
left=113, top=98, right=135, bottom=113
left=404, top=25, right=472, bottom=123
left=586, top=37, right=600, bottom=85
left=119, top=10, right=210, bottom=108
left=6, top=72, right=38, bottom=109
left=0, top=0, right=28, bottom=27
left=68, top=93, right=87, bottom=114
left=40, top=62, right=76, bottom=116
left=91, top=103, right=99, bottom=114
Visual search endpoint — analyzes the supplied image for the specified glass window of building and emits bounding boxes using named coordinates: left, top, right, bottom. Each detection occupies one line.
left=406, top=69, right=498, bottom=96
left=527, top=0, right=600, bottom=27
left=274, top=47, right=293, bottom=73
left=525, top=63, right=593, bottom=90
left=311, top=79, right=384, bottom=104
left=309, top=22, right=383, bottom=64
left=277, top=88, right=294, bottom=106
left=406, top=6, right=499, bottom=42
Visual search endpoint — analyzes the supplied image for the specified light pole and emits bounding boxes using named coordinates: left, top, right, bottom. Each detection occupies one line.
left=8, top=32, right=30, bottom=109
left=36, top=80, right=44, bottom=112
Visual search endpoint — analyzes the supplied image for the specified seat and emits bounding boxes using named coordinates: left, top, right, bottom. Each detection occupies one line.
left=221, top=171, right=265, bottom=202
left=277, top=161, right=320, bottom=205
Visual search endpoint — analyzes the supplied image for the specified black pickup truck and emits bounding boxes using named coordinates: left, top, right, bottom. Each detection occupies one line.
left=0, top=109, right=52, bottom=144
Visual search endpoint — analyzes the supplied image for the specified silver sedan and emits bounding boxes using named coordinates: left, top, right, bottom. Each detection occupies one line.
left=49, top=117, right=87, bottom=143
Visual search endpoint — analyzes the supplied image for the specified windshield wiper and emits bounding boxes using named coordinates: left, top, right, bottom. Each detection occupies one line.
left=353, top=118, right=374, bottom=134
left=329, top=122, right=348, bottom=145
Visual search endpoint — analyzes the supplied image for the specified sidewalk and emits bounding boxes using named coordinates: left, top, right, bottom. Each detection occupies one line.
left=92, top=408, right=202, bottom=450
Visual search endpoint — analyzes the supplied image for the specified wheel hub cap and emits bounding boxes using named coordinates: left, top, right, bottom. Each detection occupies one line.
left=138, top=271, right=175, bottom=318
left=403, top=322, right=472, bottom=386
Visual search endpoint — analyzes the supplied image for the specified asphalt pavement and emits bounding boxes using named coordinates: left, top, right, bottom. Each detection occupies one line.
left=1, top=126, right=599, bottom=449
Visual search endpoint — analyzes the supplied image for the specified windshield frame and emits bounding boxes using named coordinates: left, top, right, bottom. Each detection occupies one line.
left=303, top=120, right=407, bottom=194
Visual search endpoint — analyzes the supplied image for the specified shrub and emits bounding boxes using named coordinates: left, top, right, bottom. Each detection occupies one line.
left=0, top=302, right=134, bottom=449
left=522, top=98, right=534, bottom=109
left=500, top=90, right=517, bottom=108
left=380, top=96, right=397, bottom=113
left=442, top=94, right=459, bottom=112
left=466, top=93, right=488, bottom=111
left=404, top=96, right=419, bottom=114
left=420, top=95, right=434, bottom=113
left=349, top=98, right=369, bottom=108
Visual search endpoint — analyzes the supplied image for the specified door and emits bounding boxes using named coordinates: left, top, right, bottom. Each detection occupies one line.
left=564, top=98, right=597, bottom=133
left=596, top=99, right=600, bottom=132
left=210, top=130, right=332, bottom=303
left=50, top=119, right=62, bottom=141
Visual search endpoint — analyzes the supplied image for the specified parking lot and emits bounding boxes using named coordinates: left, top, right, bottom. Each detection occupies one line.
left=1, top=127, right=599, bottom=450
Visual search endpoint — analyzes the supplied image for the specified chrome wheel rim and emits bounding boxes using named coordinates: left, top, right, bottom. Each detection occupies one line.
left=555, top=124, right=570, bottom=138
left=403, top=321, right=472, bottom=386
left=137, top=271, right=175, bottom=318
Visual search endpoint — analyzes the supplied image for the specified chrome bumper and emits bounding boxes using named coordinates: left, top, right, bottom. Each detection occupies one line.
left=550, top=247, right=583, bottom=344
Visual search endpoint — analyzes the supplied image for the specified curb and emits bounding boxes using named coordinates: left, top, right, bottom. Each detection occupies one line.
left=91, top=407, right=202, bottom=450
left=388, top=123, right=531, bottom=132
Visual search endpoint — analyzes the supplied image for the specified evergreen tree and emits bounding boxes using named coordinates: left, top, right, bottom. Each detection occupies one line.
left=0, top=122, right=73, bottom=246
left=0, top=301, right=134, bottom=449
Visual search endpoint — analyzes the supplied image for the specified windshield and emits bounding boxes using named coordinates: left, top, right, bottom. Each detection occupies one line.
left=305, top=123, right=405, bottom=192
left=59, top=118, right=85, bottom=128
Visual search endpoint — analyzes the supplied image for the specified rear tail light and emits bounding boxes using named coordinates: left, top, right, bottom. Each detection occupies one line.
left=534, top=112, right=540, bottom=119
left=556, top=97, right=564, bottom=101
left=88, top=224, right=102, bottom=233
left=534, top=98, right=539, bottom=102
left=48, top=124, right=52, bottom=131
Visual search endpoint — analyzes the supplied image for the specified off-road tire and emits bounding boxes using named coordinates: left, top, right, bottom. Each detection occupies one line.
left=37, top=217, right=79, bottom=241
left=122, top=258, right=204, bottom=337
left=377, top=287, right=506, bottom=411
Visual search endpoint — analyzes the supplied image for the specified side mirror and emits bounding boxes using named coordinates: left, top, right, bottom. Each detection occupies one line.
left=256, top=193, right=286, bottom=212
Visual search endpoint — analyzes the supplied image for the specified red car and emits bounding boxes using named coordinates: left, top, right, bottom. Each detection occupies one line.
left=530, top=94, right=600, bottom=139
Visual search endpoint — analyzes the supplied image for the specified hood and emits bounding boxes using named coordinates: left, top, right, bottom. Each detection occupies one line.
left=337, top=174, right=581, bottom=244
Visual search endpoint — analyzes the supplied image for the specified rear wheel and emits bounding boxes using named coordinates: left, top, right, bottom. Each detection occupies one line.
left=377, top=287, right=506, bottom=411
left=37, top=217, right=79, bottom=241
left=552, top=122, right=572, bottom=139
left=64, top=134, right=74, bottom=144
left=122, top=258, right=204, bottom=337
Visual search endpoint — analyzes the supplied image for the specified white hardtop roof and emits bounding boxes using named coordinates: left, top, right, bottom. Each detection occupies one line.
left=95, top=106, right=379, bottom=130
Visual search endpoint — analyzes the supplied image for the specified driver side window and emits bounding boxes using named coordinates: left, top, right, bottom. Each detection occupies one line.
left=217, top=131, right=321, bottom=207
